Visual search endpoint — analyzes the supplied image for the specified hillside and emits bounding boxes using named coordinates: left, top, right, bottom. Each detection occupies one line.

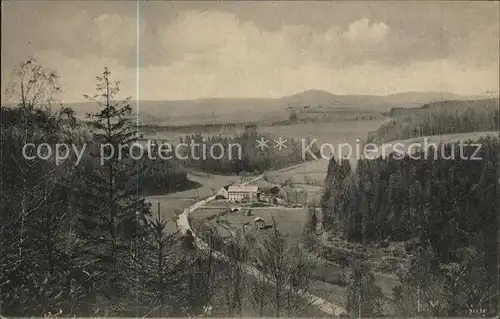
left=281, top=90, right=482, bottom=108
left=383, top=91, right=483, bottom=106
left=370, top=98, right=499, bottom=143
left=317, top=102, right=500, bottom=316
left=389, top=98, right=499, bottom=117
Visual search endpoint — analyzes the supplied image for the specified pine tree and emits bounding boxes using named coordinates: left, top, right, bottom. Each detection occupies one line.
left=78, top=67, right=149, bottom=299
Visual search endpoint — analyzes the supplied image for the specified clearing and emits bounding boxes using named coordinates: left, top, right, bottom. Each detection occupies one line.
left=146, top=173, right=238, bottom=232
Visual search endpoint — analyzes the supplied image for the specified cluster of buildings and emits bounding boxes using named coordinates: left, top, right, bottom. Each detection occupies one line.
left=216, top=184, right=282, bottom=204
left=213, top=182, right=307, bottom=233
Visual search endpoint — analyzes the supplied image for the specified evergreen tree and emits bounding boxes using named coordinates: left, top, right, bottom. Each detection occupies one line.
left=78, top=67, right=149, bottom=298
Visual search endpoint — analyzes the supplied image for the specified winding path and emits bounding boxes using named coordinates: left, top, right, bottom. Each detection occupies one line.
left=176, top=166, right=347, bottom=316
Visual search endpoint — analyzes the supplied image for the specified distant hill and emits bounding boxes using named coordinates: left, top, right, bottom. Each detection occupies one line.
left=382, top=91, right=481, bottom=106
left=68, top=97, right=284, bottom=125
left=389, top=98, right=499, bottom=117
left=65, top=90, right=488, bottom=126
left=281, top=89, right=485, bottom=107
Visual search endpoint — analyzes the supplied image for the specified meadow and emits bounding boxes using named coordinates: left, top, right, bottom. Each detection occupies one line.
left=193, top=204, right=306, bottom=236
left=145, top=173, right=238, bottom=232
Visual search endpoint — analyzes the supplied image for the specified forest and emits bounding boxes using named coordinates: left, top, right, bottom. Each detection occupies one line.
left=367, top=98, right=499, bottom=144
left=0, top=60, right=215, bottom=316
left=0, top=60, right=323, bottom=317
left=176, top=131, right=320, bottom=175
left=320, top=137, right=499, bottom=316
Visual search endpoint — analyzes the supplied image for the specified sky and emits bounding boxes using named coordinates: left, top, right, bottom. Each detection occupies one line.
left=1, top=1, right=499, bottom=102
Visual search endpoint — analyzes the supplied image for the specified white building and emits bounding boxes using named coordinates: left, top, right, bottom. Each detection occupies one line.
left=228, top=185, right=259, bottom=202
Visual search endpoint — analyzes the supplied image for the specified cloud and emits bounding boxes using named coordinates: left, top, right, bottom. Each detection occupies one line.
left=157, top=11, right=392, bottom=70
left=342, top=18, right=389, bottom=44
left=2, top=5, right=498, bottom=101
left=27, top=50, right=137, bottom=104
left=26, top=48, right=497, bottom=103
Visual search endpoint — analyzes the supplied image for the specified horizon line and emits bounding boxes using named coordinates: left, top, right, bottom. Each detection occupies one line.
left=51, top=89, right=493, bottom=105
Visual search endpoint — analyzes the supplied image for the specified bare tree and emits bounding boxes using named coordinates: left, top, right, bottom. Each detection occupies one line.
left=3, top=59, right=62, bottom=267
left=5, top=58, right=60, bottom=111
left=257, top=218, right=312, bottom=317
left=191, top=226, right=223, bottom=314
left=221, top=231, right=248, bottom=316
left=250, top=279, right=272, bottom=316
left=1, top=59, right=83, bottom=315
left=284, top=246, right=311, bottom=316
left=346, top=260, right=384, bottom=317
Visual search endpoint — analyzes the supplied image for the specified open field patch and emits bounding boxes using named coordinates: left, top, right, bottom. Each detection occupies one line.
left=146, top=173, right=239, bottom=232
left=193, top=207, right=309, bottom=247
left=139, top=119, right=386, bottom=146
left=257, top=119, right=385, bottom=146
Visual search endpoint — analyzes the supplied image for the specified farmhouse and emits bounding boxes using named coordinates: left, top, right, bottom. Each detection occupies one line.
left=228, top=185, right=259, bottom=202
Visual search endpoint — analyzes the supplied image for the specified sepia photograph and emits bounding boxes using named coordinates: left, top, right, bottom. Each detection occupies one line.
left=1, top=0, right=499, bottom=317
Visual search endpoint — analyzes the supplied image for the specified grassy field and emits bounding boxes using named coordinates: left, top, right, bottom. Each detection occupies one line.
left=192, top=205, right=308, bottom=246
left=191, top=202, right=358, bottom=308
left=262, top=119, right=386, bottom=182
left=141, top=118, right=385, bottom=142
left=257, top=119, right=384, bottom=145
left=266, top=160, right=329, bottom=185
left=146, top=173, right=239, bottom=232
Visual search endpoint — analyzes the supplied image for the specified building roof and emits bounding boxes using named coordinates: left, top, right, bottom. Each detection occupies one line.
left=228, top=185, right=259, bottom=193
